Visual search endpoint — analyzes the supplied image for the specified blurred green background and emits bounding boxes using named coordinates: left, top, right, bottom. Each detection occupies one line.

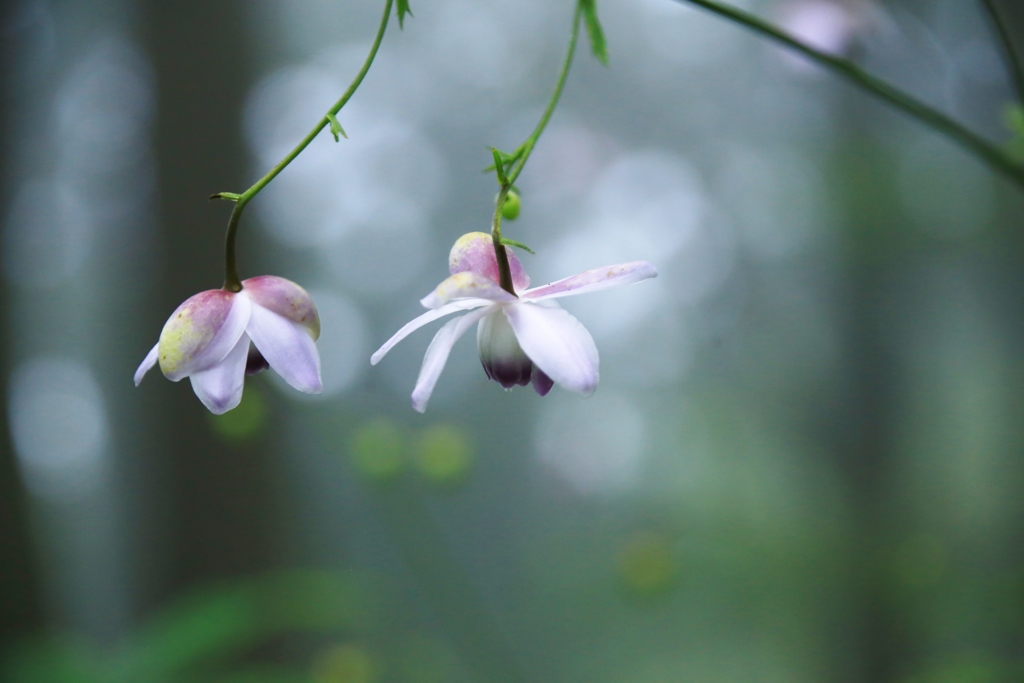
left=2, top=0, right=1024, bottom=681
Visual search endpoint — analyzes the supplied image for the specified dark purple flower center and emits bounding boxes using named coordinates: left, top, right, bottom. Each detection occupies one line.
left=245, top=346, right=270, bottom=375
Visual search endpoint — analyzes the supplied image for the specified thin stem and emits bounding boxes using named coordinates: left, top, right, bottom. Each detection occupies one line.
left=222, top=0, right=395, bottom=290
left=979, top=0, right=1024, bottom=107
left=506, top=4, right=582, bottom=187
left=673, top=0, right=1024, bottom=190
left=490, top=4, right=583, bottom=292
left=491, top=186, right=515, bottom=296
left=223, top=204, right=244, bottom=291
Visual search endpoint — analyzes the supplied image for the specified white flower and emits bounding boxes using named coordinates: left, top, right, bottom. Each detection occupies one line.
left=135, top=275, right=322, bottom=414
left=372, top=232, right=657, bottom=412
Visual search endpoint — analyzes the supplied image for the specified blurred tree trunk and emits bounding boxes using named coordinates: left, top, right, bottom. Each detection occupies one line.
left=140, top=0, right=278, bottom=602
left=827, top=108, right=907, bottom=683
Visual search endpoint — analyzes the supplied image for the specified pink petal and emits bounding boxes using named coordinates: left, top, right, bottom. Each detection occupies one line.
left=242, top=275, right=320, bottom=340
left=134, top=343, right=159, bottom=386
left=371, top=299, right=489, bottom=366
left=159, top=290, right=251, bottom=381
left=411, top=307, right=492, bottom=413
left=449, top=231, right=530, bottom=291
left=420, top=272, right=518, bottom=310
left=503, top=302, right=598, bottom=396
left=246, top=302, right=322, bottom=394
left=523, top=261, right=657, bottom=301
left=189, top=333, right=250, bottom=414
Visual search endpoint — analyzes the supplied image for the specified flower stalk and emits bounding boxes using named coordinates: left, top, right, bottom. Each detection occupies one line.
left=489, top=2, right=584, bottom=292
left=219, top=0, right=396, bottom=291
left=673, top=0, right=1024, bottom=191
left=491, top=185, right=516, bottom=296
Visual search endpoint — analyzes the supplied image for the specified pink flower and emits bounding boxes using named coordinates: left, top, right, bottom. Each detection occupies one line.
left=134, top=276, right=321, bottom=413
left=372, top=232, right=657, bottom=412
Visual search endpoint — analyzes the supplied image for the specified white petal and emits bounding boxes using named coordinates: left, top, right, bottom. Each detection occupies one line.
left=504, top=303, right=599, bottom=396
left=189, top=334, right=250, bottom=414
left=420, top=272, right=517, bottom=309
left=246, top=302, right=322, bottom=394
left=411, top=306, right=493, bottom=413
left=523, top=261, right=658, bottom=301
left=371, top=299, right=489, bottom=365
left=134, top=343, right=159, bottom=386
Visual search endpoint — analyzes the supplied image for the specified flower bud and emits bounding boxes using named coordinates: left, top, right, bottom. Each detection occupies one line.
left=501, top=190, right=521, bottom=220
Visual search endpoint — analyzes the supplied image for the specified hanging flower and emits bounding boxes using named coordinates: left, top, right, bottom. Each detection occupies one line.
left=372, top=232, right=657, bottom=412
left=135, top=275, right=322, bottom=414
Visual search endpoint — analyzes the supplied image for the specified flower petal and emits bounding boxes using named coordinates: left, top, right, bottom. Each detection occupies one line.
left=523, top=261, right=658, bottom=301
left=420, top=272, right=517, bottom=309
left=134, top=343, right=159, bottom=386
left=411, top=306, right=493, bottom=413
left=449, top=231, right=530, bottom=291
left=371, top=298, right=489, bottom=365
left=242, top=275, right=320, bottom=340
left=503, top=302, right=599, bottom=396
left=477, top=309, right=532, bottom=388
left=532, top=368, right=554, bottom=396
left=246, top=302, right=322, bottom=394
left=159, top=289, right=251, bottom=381
left=189, top=333, right=250, bottom=414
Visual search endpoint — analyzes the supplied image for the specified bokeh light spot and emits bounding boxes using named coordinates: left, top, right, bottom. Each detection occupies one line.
left=416, top=423, right=474, bottom=488
left=312, top=643, right=378, bottom=683
left=534, top=391, right=646, bottom=496
left=8, top=357, right=109, bottom=502
left=350, top=418, right=407, bottom=483
left=619, top=531, right=677, bottom=599
left=207, top=385, right=268, bottom=442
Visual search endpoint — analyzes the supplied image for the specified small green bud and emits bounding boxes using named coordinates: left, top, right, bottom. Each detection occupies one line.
left=501, top=190, right=521, bottom=220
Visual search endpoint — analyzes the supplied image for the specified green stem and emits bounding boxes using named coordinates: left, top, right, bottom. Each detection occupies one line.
left=673, top=0, right=1024, bottom=190
left=490, top=4, right=583, bottom=293
left=506, top=4, right=582, bottom=187
left=222, top=0, right=395, bottom=291
left=979, top=0, right=1024, bottom=107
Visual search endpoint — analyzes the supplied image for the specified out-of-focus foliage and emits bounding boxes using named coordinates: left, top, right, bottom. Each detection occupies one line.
left=2, top=571, right=373, bottom=683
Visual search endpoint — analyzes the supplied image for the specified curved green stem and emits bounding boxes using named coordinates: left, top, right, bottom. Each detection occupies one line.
left=979, top=0, right=1024, bottom=107
left=222, top=0, right=395, bottom=291
left=673, top=0, right=1024, bottom=190
left=490, top=4, right=582, bottom=293
left=506, top=4, right=582, bottom=187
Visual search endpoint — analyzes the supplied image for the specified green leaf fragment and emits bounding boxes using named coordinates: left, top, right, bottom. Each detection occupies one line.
left=396, top=0, right=413, bottom=29
left=326, top=113, right=347, bottom=142
left=579, top=0, right=609, bottom=65
left=499, top=237, right=534, bottom=254
left=491, top=148, right=509, bottom=185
